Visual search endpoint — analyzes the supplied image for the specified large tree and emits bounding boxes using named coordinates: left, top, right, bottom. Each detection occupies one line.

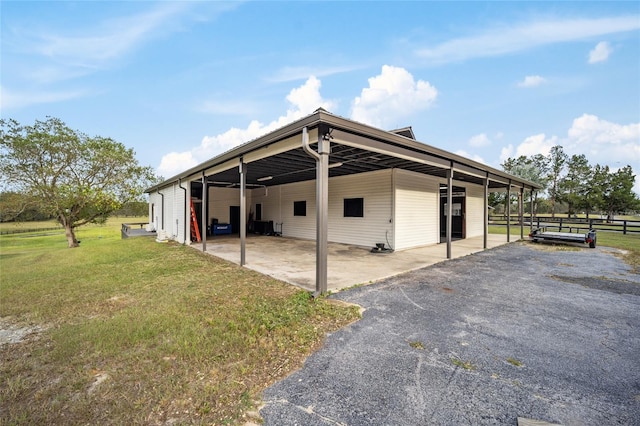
left=561, top=154, right=591, bottom=217
left=599, top=165, right=640, bottom=221
left=501, top=154, right=549, bottom=215
left=0, top=117, right=156, bottom=247
left=546, top=145, right=567, bottom=218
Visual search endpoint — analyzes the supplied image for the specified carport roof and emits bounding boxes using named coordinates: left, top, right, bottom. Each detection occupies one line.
left=146, top=108, right=541, bottom=192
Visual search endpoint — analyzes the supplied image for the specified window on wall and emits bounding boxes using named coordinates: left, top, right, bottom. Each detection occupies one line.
left=344, top=198, right=364, bottom=217
left=293, top=201, right=306, bottom=216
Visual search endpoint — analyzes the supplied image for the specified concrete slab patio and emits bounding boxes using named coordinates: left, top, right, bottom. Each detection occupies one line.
left=193, top=233, right=513, bottom=291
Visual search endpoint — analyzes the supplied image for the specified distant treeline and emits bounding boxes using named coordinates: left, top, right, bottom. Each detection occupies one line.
left=497, top=145, right=639, bottom=219
left=0, top=192, right=148, bottom=222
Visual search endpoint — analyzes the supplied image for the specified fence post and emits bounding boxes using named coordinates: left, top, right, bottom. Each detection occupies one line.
left=589, top=219, right=593, bottom=230
left=537, top=217, right=540, bottom=228
left=623, top=220, right=627, bottom=235
left=559, top=218, right=563, bottom=232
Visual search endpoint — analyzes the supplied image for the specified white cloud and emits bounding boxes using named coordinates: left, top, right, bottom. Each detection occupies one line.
left=566, top=113, right=640, bottom=165
left=499, top=145, right=514, bottom=164
left=157, top=76, right=336, bottom=177
left=6, top=2, right=236, bottom=84
left=0, top=85, right=87, bottom=110
left=23, top=3, right=190, bottom=69
left=588, top=41, right=612, bottom=63
left=350, top=65, right=437, bottom=129
left=268, top=65, right=361, bottom=83
left=518, top=75, right=547, bottom=88
left=468, top=133, right=491, bottom=148
left=455, top=150, right=487, bottom=165
left=157, top=152, right=198, bottom=179
left=499, top=134, right=557, bottom=164
left=416, top=16, right=639, bottom=64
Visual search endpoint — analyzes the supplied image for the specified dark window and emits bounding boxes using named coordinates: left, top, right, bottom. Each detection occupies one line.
left=344, top=198, right=364, bottom=217
left=293, top=201, right=306, bottom=216
left=255, top=204, right=262, bottom=221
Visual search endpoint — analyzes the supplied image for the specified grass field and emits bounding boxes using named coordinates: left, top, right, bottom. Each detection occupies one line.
left=2, top=219, right=638, bottom=424
left=0, top=219, right=360, bottom=425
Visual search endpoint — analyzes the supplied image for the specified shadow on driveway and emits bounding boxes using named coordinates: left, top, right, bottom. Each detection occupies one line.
left=260, top=242, right=640, bottom=425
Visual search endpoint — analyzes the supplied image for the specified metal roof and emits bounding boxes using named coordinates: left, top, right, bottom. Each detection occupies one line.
left=146, top=109, right=541, bottom=192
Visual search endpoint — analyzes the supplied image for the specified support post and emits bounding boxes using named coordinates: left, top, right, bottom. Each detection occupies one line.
left=239, top=158, right=247, bottom=266
left=506, top=180, right=511, bottom=243
left=446, top=167, right=453, bottom=259
left=520, top=187, right=524, bottom=240
left=302, top=126, right=329, bottom=295
left=483, top=175, right=488, bottom=249
left=317, top=133, right=329, bottom=294
left=530, top=189, right=534, bottom=234
left=201, top=172, right=207, bottom=253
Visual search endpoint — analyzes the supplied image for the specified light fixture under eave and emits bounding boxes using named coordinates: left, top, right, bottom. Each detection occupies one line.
left=328, top=162, right=343, bottom=169
left=257, top=176, right=273, bottom=182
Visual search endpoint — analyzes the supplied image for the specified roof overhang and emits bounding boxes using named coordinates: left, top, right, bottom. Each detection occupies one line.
left=146, top=109, right=541, bottom=193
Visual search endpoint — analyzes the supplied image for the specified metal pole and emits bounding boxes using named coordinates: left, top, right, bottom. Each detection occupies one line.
left=201, top=171, right=207, bottom=252
left=239, top=158, right=247, bottom=266
left=530, top=189, right=534, bottom=233
left=520, top=187, right=524, bottom=240
left=301, top=127, right=329, bottom=295
left=506, top=180, right=511, bottom=243
left=446, top=167, right=453, bottom=259
left=483, top=175, right=488, bottom=249
left=316, top=131, right=329, bottom=294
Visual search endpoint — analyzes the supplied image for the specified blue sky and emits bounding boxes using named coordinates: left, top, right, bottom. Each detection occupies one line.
left=2, top=1, right=639, bottom=191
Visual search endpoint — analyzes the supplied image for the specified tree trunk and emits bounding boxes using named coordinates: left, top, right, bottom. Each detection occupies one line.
left=59, top=214, right=80, bottom=248
left=64, top=224, right=80, bottom=248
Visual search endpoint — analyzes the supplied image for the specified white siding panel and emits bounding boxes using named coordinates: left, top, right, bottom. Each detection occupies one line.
left=163, top=186, right=176, bottom=238
left=394, top=170, right=440, bottom=250
left=263, top=169, right=393, bottom=246
left=328, top=169, right=393, bottom=248
left=209, top=187, right=239, bottom=224
left=279, top=180, right=316, bottom=240
left=149, top=192, right=161, bottom=231
left=174, top=184, right=187, bottom=243
left=464, top=183, right=485, bottom=238
left=250, top=186, right=281, bottom=223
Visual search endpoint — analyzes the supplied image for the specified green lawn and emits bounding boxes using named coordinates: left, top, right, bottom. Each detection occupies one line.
left=0, top=220, right=360, bottom=425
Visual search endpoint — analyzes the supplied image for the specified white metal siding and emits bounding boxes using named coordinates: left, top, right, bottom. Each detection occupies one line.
left=257, top=169, right=393, bottom=246
left=163, top=186, right=176, bottom=238
left=149, top=192, right=161, bottom=231
left=209, top=187, right=236, bottom=224
left=250, top=186, right=281, bottom=224
left=279, top=180, right=316, bottom=240
left=174, top=184, right=187, bottom=243
left=394, top=169, right=440, bottom=250
left=464, top=183, right=485, bottom=238
left=327, top=169, right=393, bottom=247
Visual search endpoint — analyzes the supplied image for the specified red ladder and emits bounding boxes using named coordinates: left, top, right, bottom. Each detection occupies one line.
left=190, top=199, right=201, bottom=242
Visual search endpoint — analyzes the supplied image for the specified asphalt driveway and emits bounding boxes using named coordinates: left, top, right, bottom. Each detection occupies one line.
left=260, top=242, right=640, bottom=425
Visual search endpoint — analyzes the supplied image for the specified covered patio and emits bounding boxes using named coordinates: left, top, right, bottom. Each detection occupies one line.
left=194, top=233, right=513, bottom=291
left=148, top=109, right=540, bottom=295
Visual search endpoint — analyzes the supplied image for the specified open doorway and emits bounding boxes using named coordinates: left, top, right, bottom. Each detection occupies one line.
left=229, top=206, right=240, bottom=235
left=440, top=185, right=466, bottom=242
